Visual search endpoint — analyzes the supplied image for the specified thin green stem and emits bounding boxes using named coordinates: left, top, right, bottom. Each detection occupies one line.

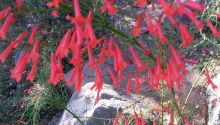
left=65, top=108, right=85, bottom=125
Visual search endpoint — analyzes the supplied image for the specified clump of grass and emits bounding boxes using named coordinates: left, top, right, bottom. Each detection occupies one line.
left=17, top=63, right=70, bottom=125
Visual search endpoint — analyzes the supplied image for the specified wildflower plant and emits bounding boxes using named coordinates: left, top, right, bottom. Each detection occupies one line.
left=0, top=0, right=220, bottom=124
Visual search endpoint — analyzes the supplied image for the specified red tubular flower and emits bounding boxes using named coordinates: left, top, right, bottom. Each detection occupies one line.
left=169, top=61, right=183, bottom=89
left=16, top=0, right=22, bottom=9
left=30, top=40, right=40, bottom=61
left=124, top=115, right=129, bottom=125
left=176, top=0, right=185, bottom=16
left=90, top=64, right=103, bottom=102
left=0, top=31, right=28, bottom=63
left=55, top=29, right=72, bottom=58
left=105, top=36, right=115, bottom=57
left=185, top=9, right=204, bottom=30
left=52, top=10, right=59, bottom=17
left=47, top=0, right=62, bottom=9
left=97, top=39, right=107, bottom=64
left=74, top=65, right=84, bottom=92
left=148, top=67, right=155, bottom=89
left=179, top=23, right=194, bottom=48
left=13, top=31, right=28, bottom=47
left=48, top=53, right=60, bottom=85
left=129, top=46, right=146, bottom=72
left=0, top=13, right=15, bottom=40
left=26, top=58, right=39, bottom=82
left=164, top=64, right=173, bottom=88
left=151, top=0, right=155, bottom=10
left=101, top=0, right=117, bottom=16
left=136, top=0, right=147, bottom=8
left=140, top=114, right=145, bottom=125
left=131, top=14, right=143, bottom=37
left=155, top=55, right=162, bottom=78
left=87, top=45, right=96, bottom=68
left=166, top=14, right=178, bottom=26
left=206, top=20, right=220, bottom=38
left=11, top=52, right=30, bottom=82
left=169, top=45, right=184, bottom=67
left=0, top=7, right=12, bottom=20
left=75, top=22, right=84, bottom=46
left=0, top=42, right=14, bottom=63
left=145, top=11, right=158, bottom=37
left=205, top=67, right=217, bottom=89
left=182, top=0, right=205, bottom=12
left=113, top=111, right=121, bottom=125
left=134, top=70, right=140, bottom=93
left=137, top=41, right=152, bottom=56
left=155, top=20, right=168, bottom=44
left=107, top=67, right=120, bottom=88
left=85, top=11, right=103, bottom=48
left=66, top=0, right=84, bottom=23
left=125, top=72, right=133, bottom=94
left=134, top=112, right=141, bottom=125
left=28, top=24, right=40, bottom=45
left=56, top=58, right=64, bottom=80
left=158, top=0, right=175, bottom=16
left=69, top=44, right=83, bottom=66
left=115, top=44, right=127, bottom=72
left=66, top=67, right=77, bottom=85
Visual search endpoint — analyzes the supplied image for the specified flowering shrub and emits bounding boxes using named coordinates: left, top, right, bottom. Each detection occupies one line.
left=0, top=0, right=220, bottom=124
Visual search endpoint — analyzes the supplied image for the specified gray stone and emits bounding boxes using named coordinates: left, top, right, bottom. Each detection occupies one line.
left=57, top=82, right=157, bottom=125
left=207, top=74, right=220, bottom=125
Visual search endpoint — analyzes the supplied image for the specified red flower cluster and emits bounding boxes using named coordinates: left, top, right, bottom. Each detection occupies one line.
left=0, top=13, right=41, bottom=82
left=47, top=0, right=63, bottom=17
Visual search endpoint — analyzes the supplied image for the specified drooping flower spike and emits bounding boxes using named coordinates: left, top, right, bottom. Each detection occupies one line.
left=0, top=13, right=15, bottom=40
left=28, top=24, right=40, bottom=45
left=131, top=13, right=143, bottom=37
left=0, top=7, right=12, bottom=20
left=101, top=0, right=117, bottom=16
